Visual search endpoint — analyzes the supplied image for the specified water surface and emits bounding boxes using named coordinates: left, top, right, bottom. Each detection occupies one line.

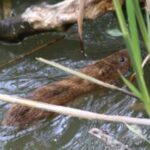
left=0, top=1, right=150, bottom=150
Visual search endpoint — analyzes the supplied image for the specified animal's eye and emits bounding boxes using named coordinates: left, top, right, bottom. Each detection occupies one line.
left=119, top=56, right=126, bottom=63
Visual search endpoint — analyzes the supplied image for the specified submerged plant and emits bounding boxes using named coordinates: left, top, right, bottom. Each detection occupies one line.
left=113, top=0, right=150, bottom=115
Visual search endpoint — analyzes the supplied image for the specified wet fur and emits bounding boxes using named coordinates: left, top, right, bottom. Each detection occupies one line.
left=2, top=49, right=130, bottom=127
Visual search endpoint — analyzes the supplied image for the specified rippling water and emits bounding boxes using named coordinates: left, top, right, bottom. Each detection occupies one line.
left=0, top=0, right=150, bottom=150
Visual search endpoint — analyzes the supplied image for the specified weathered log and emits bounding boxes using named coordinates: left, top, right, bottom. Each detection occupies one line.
left=0, top=0, right=117, bottom=42
left=0, top=0, right=145, bottom=42
left=2, top=49, right=130, bottom=127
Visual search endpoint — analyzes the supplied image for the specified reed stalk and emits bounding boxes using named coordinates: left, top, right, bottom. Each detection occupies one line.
left=113, top=0, right=150, bottom=116
left=0, top=93, right=150, bottom=126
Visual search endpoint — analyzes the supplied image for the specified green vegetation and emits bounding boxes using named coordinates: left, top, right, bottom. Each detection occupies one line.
left=113, top=0, right=150, bottom=115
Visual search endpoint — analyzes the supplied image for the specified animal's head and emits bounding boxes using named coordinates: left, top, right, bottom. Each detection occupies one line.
left=101, top=49, right=131, bottom=75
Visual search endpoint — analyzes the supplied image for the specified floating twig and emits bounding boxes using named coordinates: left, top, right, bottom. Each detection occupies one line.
left=0, top=93, right=150, bottom=125
left=89, top=128, right=132, bottom=150
left=0, top=36, right=65, bottom=69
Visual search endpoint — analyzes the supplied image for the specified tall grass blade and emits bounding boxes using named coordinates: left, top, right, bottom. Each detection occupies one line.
left=133, top=0, right=150, bottom=53
left=120, top=75, right=142, bottom=100
left=113, top=0, right=150, bottom=116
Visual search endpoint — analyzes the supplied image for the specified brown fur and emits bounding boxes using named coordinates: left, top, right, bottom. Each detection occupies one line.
left=2, top=49, right=130, bottom=127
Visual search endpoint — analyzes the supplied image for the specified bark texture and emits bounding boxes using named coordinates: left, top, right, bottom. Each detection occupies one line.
left=0, top=0, right=116, bottom=41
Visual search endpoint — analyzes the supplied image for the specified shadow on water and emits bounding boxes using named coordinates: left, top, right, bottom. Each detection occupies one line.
left=0, top=0, right=150, bottom=150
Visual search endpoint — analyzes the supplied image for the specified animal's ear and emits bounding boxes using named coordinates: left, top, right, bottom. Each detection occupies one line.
left=98, top=68, right=105, bottom=76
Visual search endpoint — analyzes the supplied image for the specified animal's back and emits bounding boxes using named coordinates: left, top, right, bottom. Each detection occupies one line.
left=2, top=49, right=130, bottom=127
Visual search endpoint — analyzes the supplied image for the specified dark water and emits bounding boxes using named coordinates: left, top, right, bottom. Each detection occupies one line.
left=0, top=1, right=150, bottom=150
